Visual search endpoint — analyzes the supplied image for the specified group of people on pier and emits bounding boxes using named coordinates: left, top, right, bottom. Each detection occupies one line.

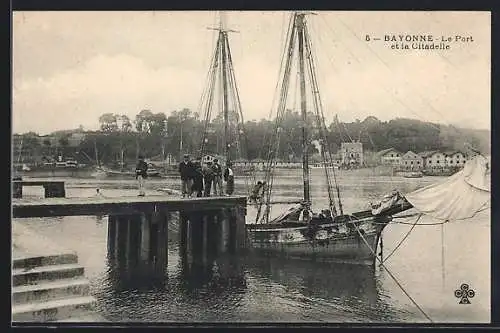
left=178, top=154, right=234, bottom=198
left=135, top=154, right=268, bottom=200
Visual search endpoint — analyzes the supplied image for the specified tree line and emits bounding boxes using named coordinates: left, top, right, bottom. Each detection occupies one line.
left=14, top=108, right=490, bottom=167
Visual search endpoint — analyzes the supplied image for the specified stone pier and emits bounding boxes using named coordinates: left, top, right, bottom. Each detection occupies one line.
left=13, top=195, right=247, bottom=288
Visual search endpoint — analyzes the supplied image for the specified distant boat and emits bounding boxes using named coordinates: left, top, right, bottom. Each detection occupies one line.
left=403, top=171, right=423, bottom=178
left=422, top=168, right=459, bottom=177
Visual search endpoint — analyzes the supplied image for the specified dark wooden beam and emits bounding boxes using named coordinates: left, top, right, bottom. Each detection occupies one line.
left=12, top=195, right=247, bottom=218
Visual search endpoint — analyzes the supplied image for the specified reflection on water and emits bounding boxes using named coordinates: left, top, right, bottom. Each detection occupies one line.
left=13, top=171, right=490, bottom=322
left=244, top=255, right=413, bottom=322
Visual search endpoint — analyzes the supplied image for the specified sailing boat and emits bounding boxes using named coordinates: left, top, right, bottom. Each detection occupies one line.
left=246, top=12, right=414, bottom=265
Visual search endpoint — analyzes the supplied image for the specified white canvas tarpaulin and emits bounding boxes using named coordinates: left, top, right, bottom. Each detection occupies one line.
left=405, top=155, right=491, bottom=221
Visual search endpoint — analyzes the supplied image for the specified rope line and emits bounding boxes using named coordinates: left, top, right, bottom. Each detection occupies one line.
left=348, top=215, right=433, bottom=322
left=382, top=214, right=421, bottom=263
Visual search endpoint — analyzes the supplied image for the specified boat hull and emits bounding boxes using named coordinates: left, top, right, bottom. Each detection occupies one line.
left=247, top=215, right=390, bottom=265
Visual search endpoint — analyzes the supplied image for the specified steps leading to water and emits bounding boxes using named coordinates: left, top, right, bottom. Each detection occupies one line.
left=12, top=252, right=98, bottom=322
left=13, top=253, right=78, bottom=270
left=12, top=296, right=96, bottom=322
left=12, top=278, right=90, bottom=305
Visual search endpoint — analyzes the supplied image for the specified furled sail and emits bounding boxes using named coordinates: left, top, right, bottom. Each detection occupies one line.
left=404, top=155, right=490, bottom=221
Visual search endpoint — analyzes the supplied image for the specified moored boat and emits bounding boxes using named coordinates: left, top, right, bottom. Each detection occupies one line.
left=245, top=12, right=415, bottom=265
left=403, top=171, right=423, bottom=178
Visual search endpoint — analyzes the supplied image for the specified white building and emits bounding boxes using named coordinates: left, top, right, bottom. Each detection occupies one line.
left=340, top=142, right=363, bottom=166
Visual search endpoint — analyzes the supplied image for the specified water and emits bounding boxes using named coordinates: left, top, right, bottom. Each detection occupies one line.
left=14, top=170, right=490, bottom=323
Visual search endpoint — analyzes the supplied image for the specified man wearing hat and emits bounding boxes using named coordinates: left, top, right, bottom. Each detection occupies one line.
left=179, top=154, right=193, bottom=198
left=203, top=160, right=215, bottom=197
left=135, top=155, right=148, bottom=196
left=211, top=158, right=223, bottom=196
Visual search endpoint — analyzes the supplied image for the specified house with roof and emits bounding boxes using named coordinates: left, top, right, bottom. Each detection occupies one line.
left=421, top=151, right=447, bottom=169
left=417, top=151, right=438, bottom=168
left=400, top=151, right=424, bottom=170
left=340, top=142, right=363, bottom=167
left=444, top=150, right=467, bottom=167
left=376, top=148, right=401, bottom=165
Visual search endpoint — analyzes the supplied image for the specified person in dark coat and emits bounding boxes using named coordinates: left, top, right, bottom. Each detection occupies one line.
left=203, top=161, right=215, bottom=197
left=135, top=155, right=148, bottom=196
left=223, top=161, right=234, bottom=195
left=211, top=159, right=223, bottom=196
left=179, top=154, right=193, bottom=198
left=191, top=157, right=204, bottom=197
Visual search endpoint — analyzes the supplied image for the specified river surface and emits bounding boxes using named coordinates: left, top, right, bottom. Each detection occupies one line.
left=13, top=169, right=490, bottom=323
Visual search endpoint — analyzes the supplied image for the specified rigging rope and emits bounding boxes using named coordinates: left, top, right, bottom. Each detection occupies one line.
left=259, top=14, right=298, bottom=223
left=225, top=35, right=253, bottom=196
left=348, top=215, right=433, bottom=322
left=382, top=214, right=421, bottom=263
left=303, top=21, right=344, bottom=215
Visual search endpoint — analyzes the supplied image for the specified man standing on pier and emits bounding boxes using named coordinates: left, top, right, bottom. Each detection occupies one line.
left=179, top=154, right=193, bottom=198
left=135, top=155, right=148, bottom=196
left=212, top=159, right=223, bottom=196
left=224, top=161, right=234, bottom=196
left=203, top=161, right=215, bottom=197
left=191, top=157, right=204, bottom=197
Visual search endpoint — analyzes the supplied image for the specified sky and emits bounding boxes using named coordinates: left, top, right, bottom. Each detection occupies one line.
left=12, top=11, right=491, bottom=135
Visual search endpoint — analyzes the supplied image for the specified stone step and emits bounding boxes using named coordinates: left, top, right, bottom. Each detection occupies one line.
left=12, top=253, right=78, bottom=270
left=12, top=296, right=96, bottom=322
left=12, top=278, right=90, bottom=305
left=13, top=263, right=85, bottom=287
left=55, top=312, right=107, bottom=322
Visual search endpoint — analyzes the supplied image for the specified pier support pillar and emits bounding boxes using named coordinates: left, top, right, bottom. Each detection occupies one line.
left=140, top=214, right=151, bottom=262
left=179, top=213, right=189, bottom=256
left=107, top=216, right=117, bottom=259
left=189, top=212, right=206, bottom=264
left=43, top=183, right=65, bottom=198
left=150, top=211, right=169, bottom=276
left=106, top=211, right=169, bottom=287
left=13, top=182, right=22, bottom=199
left=206, top=211, right=219, bottom=256
left=234, top=205, right=247, bottom=251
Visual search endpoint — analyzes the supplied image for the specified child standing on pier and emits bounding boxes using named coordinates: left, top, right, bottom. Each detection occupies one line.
left=135, top=155, right=148, bottom=196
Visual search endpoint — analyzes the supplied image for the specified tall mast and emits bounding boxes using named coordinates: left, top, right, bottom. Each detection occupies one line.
left=220, top=31, right=230, bottom=162
left=296, top=13, right=311, bottom=205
